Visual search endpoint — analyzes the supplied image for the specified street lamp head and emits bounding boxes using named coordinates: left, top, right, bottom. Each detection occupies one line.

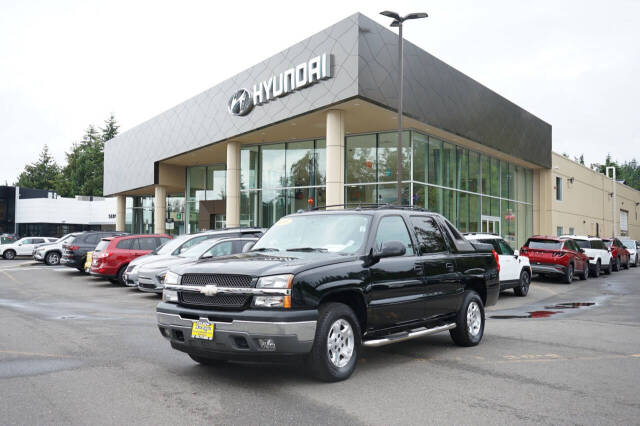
left=404, top=12, right=428, bottom=20
left=390, top=20, right=400, bottom=27
left=380, top=10, right=401, bottom=21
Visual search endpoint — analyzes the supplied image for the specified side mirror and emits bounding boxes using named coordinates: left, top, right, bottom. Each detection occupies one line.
left=513, top=250, right=519, bottom=257
left=242, top=241, right=255, bottom=253
left=375, top=240, right=406, bottom=259
left=579, top=248, right=585, bottom=253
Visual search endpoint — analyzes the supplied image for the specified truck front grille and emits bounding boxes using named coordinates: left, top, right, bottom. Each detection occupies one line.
left=179, top=274, right=254, bottom=309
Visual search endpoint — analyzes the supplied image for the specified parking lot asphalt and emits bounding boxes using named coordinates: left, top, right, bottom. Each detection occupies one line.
left=0, top=258, right=639, bottom=425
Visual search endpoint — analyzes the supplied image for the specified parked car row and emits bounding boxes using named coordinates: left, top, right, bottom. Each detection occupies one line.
left=0, top=236, right=58, bottom=260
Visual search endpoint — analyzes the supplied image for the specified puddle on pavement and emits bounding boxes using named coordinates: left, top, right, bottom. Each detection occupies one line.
left=490, top=302, right=596, bottom=319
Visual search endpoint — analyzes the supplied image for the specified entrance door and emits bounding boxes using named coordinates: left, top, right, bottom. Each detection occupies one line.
left=481, top=215, right=501, bottom=235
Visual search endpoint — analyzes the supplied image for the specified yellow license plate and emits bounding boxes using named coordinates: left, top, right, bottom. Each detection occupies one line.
left=191, top=321, right=214, bottom=340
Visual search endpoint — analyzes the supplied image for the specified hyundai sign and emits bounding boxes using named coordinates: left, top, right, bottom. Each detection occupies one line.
left=228, top=53, right=332, bottom=116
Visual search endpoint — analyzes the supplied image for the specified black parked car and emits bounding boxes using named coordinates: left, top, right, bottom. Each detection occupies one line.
left=60, top=231, right=127, bottom=271
left=157, top=207, right=500, bottom=381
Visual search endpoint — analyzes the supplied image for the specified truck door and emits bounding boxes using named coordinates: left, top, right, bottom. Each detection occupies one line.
left=368, top=215, right=424, bottom=330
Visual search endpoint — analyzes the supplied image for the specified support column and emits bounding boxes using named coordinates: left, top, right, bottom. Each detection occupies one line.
left=154, top=185, right=167, bottom=234
left=326, top=110, right=345, bottom=207
left=116, top=195, right=126, bottom=232
left=226, top=141, right=241, bottom=228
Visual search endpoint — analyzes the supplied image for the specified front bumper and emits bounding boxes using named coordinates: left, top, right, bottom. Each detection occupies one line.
left=137, top=273, right=163, bottom=293
left=33, top=252, right=45, bottom=261
left=531, top=263, right=567, bottom=276
left=123, top=270, right=138, bottom=287
left=156, top=302, right=318, bottom=357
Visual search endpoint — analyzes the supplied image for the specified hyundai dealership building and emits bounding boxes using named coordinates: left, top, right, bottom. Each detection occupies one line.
left=104, top=13, right=640, bottom=247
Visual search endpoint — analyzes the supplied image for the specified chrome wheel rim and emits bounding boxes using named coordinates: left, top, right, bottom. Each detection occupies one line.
left=521, top=272, right=530, bottom=293
left=6, top=251, right=14, bottom=259
left=49, top=253, right=59, bottom=264
left=466, top=301, right=482, bottom=337
left=327, top=318, right=354, bottom=368
left=568, top=265, right=573, bottom=281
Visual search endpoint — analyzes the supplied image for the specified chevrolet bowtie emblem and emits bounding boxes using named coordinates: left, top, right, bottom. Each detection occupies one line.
left=201, top=285, right=219, bottom=296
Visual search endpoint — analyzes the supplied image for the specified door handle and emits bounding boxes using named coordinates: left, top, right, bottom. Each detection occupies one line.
left=445, top=263, right=454, bottom=272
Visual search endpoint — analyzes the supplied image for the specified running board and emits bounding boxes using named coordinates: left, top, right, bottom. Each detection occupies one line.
left=363, top=323, right=457, bottom=347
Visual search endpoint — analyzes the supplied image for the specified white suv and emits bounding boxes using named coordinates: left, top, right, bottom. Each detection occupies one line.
left=0, top=237, right=57, bottom=260
left=464, top=233, right=532, bottom=297
left=561, top=235, right=612, bottom=276
left=620, top=239, right=639, bottom=267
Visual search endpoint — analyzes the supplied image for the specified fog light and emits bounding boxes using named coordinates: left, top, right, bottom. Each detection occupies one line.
left=257, top=338, right=276, bottom=351
left=163, top=289, right=178, bottom=303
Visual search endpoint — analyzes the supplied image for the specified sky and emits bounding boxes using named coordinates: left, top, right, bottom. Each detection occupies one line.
left=1, top=0, right=639, bottom=185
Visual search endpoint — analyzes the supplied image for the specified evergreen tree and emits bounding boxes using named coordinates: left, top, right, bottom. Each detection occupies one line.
left=100, top=113, right=120, bottom=142
left=15, top=145, right=60, bottom=191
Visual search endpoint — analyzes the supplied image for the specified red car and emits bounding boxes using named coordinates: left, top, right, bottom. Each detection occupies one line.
left=520, top=236, right=589, bottom=283
left=90, top=234, right=171, bottom=284
left=602, top=238, right=630, bottom=271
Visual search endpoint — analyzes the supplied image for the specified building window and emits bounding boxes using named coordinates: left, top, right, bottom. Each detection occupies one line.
left=556, top=177, right=563, bottom=201
left=569, top=227, right=575, bottom=235
left=557, top=226, right=563, bottom=236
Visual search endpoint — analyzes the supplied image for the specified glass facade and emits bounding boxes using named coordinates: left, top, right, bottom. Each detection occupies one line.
left=185, top=165, right=226, bottom=233
left=240, top=139, right=326, bottom=227
left=237, top=130, right=533, bottom=248
left=124, top=193, right=185, bottom=235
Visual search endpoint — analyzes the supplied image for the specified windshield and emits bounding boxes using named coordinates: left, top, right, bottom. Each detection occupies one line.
left=604, top=241, right=612, bottom=248
left=622, top=240, right=636, bottom=249
left=252, top=214, right=371, bottom=254
left=155, top=234, right=191, bottom=255
left=528, top=240, right=563, bottom=250
left=574, top=240, right=591, bottom=249
left=178, top=240, right=216, bottom=258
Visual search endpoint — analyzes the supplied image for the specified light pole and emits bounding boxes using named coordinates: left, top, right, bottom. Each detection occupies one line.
left=606, top=166, right=617, bottom=236
left=380, top=10, right=428, bottom=205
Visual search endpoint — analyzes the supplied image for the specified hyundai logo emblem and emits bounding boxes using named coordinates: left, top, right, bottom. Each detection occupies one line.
left=228, top=88, right=253, bottom=116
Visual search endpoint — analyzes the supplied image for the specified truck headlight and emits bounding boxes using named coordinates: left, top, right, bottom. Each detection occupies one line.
left=256, top=274, right=293, bottom=289
left=156, top=271, right=168, bottom=284
left=163, top=289, right=179, bottom=303
left=254, top=274, right=293, bottom=308
left=164, top=271, right=180, bottom=286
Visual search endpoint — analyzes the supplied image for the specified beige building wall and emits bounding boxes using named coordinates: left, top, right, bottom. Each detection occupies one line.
left=543, top=152, right=640, bottom=239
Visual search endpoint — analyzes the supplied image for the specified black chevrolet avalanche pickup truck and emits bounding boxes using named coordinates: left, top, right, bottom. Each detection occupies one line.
left=157, top=208, right=499, bottom=381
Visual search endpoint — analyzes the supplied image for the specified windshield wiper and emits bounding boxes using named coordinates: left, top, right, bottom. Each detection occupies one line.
left=251, top=247, right=280, bottom=252
left=286, top=247, right=328, bottom=253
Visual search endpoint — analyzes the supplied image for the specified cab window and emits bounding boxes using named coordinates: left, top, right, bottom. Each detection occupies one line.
left=374, top=216, right=414, bottom=256
left=178, top=236, right=208, bottom=254
left=116, top=239, right=133, bottom=249
left=410, top=216, right=447, bottom=254
left=138, top=238, right=157, bottom=251
left=497, top=239, right=514, bottom=256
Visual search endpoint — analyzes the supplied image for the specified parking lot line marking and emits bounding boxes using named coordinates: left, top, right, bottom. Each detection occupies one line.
left=0, top=349, right=73, bottom=359
left=0, top=270, right=18, bottom=283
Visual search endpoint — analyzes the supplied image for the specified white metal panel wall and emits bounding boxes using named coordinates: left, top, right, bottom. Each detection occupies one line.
left=620, top=210, right=628, bottom=232
left=15, top=197, right=116, bottom=225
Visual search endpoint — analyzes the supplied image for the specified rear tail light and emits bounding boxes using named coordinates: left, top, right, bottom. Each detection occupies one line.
left=520, top=248, right=529, bottom=256
left=491, top=249, right=500, bottom=273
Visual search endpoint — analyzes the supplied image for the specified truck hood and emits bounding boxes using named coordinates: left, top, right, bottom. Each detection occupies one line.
left=170, top=251, right=359, bottom=277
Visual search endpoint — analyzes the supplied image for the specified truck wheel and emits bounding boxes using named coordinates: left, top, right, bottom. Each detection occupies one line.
left=188, top=354, right=227, bottom=366
left=306, top=302, right=360, bottom=382
left=592, top=260, right=600, bottom=278
left=513, top=270, right=530, bottom=297
left=579, top=263, right=589, bottom=280
left=604, top=260, right=612, bottom=275
left=613, top=257, right=620, bottom=272
left=45, top=251, right=60, bottom=266
left=3, top=249, right=16, bottom=260
left=564, top=263, right=574, bottom=284
left=450, top=291, right=484, bottom=347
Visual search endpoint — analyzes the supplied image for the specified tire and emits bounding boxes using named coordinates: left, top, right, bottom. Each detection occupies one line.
left=450, top=291, right=485, bottom=347
left=117, top=265, right=128, bottom=286
left=513, top=269, right=530, bottom=297
left=579, top=263, right=589, bottom=280
left=634, top=255, right=639, bottom=267
left=76, top=267, right=84, bottom=272
left=564, top=263, right=574, bottom=284
left=3, top=249, right=16, bottom=260
left=613, top=257, right=620, bottom=272
left=45, top=251, right=61, bottom=266
left=592, top=260, right=601, bottom=278
left=306, top=302, right=361, bottom=382
left=604, top=259, right=612, bottom=275
left=623, top=257, right=630, bottom=270
left=188, top=354, right=227, bottom=366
